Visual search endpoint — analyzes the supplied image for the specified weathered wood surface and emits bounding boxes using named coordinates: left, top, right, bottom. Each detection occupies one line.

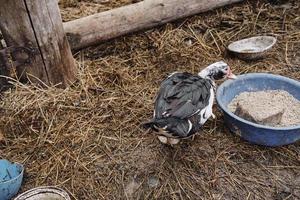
left=0, top=0, right=47, bottom=84
left=64, top=0, right=244, bottom=50
left=0, top=31, right=9, bottom=90
left=0, top=0, right=77, bottom=87
left=26, top=0, right=77, bottom=86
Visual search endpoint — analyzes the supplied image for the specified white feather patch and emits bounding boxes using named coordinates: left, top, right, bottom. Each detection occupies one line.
left=198, top=88, right=214, bottom=125
left=162, top=111, right=168, bottom=117
left=187, top=120, right=193, bottom=133
left=167, top=71, right=179, bottom=78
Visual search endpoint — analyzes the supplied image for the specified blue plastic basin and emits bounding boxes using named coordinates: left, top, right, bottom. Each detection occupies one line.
left=216, top=73, right=300, bottom=147
left=0, top=159, right=24, bottom=200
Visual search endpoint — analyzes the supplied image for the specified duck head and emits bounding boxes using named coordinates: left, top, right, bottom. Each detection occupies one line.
left=198, top=61, right=237, bottom=80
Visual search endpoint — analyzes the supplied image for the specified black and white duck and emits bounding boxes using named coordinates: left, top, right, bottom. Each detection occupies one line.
left=143, top=61, right=237, bottom=145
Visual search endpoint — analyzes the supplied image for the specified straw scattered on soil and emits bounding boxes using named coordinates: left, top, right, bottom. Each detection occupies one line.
left=228, top=90, right=300, bottom=127
left=1, top=0, right=300, bottom=199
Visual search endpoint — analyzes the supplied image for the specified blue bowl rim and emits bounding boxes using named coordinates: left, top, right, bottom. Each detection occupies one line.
left=0, top=159, right=24, bottom=185
left=216, top=73, right=300, bottom=131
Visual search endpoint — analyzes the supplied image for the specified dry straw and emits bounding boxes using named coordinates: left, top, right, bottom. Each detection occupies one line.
left=0, top=0, right=299, bottom=199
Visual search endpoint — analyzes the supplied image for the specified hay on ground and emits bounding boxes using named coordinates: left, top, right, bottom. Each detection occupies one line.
left=0, top=0, right=300, bottom=199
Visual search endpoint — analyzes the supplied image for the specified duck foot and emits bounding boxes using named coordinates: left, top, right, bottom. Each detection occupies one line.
left=168, top=138, right=180, bottom=145
left=158, top=136, right=168, bottom=144
left=157, top=136, right=180, bottom=145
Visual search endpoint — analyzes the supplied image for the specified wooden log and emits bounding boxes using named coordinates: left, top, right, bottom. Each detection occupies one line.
left=0, top=0, right=77, bottom=88
left=64, top=0, right=243, bottom=50
left=0, top=31, right=9, bottom=90
left=0, top=1, right=48, bottom=84
left=25, top=1, right=77, bottom=86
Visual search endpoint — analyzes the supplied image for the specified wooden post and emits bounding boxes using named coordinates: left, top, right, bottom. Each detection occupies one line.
left=0, top=0, right=77, bottom=88
left=0, top=31, right=9, bottom=91
left=64, top=0, right=243, bottom=50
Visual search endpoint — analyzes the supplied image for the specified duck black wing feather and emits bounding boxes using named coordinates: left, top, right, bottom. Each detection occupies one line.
left=154, top=72, right=212, bottom=120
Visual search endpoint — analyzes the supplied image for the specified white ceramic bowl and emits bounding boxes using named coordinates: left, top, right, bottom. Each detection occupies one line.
left=227, top=36, right=277, bottom=60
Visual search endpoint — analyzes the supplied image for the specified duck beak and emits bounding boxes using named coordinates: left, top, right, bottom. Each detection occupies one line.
left=228, top=73, right=237, bottom=79
left=227, top=68, right=237, bottom=79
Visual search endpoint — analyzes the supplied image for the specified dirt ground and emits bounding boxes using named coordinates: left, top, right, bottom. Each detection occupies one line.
left=0, top=0, right=300, bottom=199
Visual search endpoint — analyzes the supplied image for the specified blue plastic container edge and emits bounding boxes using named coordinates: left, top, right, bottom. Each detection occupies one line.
left=0, top=160, right=24, bottom=184
left=216, top=73, right=300, bottom=131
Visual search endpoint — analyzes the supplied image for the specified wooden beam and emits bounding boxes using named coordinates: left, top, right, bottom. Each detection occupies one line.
left=0, top=1, right=48, bottom=84
left=0, top=0, right=77, bottom=88
left=64, top=0, right=243, bottom=50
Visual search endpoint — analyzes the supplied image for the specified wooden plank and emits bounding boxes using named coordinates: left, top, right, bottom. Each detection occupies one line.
left=0, top=0, right=77, bottom=87
left=25, top=0, right=77, bottom=86
left=0, top=30, right=9, bottom=90
left=64, top=0, right=244, bottom=50
left=0, top=0, right=49, bottom=84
